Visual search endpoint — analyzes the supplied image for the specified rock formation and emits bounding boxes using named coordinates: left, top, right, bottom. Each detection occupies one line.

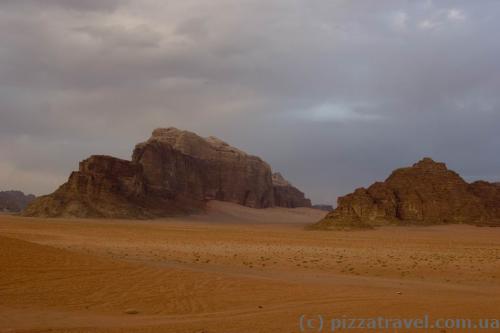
left=23, top=155, right=187, bottom=219
left=468, top=181, right=500, bottom=220
left=0, top=191, right=35, bottom=213
left=134, top=128, right=276, bottom=208
left=272, top=173, right=312, bottom=208
left=24, top=128, right=311, bottom=218
left=312, top=158, right=500, bottom=229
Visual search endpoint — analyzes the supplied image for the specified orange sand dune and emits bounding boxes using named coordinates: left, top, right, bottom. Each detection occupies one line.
left=0, top=202, right=499, bottom=332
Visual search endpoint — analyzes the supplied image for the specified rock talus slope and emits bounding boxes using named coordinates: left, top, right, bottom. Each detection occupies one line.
left=313, top=158, right=500, bottom=229
left=24, top=128, right=311, bottom=218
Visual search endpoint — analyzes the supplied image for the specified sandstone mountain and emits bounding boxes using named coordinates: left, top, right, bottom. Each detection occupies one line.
left=0, top=191, right=36, bottom=213
left=24, top=128, right=311, bottom=218
left=312, top=158, right=500, bottom=229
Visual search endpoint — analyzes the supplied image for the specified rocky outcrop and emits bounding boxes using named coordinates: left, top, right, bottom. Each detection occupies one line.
left=272, top=173, right=311, bottom=208
left=23, top=155, right=185, bottom=218
left=0, top=191, right=35, bottom=213
left=468, top=181, right=500, bottom=220
left=24, top=128, right=311, bottom=218
left=312, top=158, right=500, bottom=229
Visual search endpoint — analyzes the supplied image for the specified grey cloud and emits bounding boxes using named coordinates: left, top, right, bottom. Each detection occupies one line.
left=1, top=0, right=499, bottom=204
left=0, top=0, right=126, bottom=12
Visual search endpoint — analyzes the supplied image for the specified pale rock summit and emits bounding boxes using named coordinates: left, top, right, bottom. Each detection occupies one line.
left=272, top=173, right=291, bottom=187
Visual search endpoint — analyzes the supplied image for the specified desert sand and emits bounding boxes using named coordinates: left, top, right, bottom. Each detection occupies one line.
left=1, top=201, right=499, bottom=332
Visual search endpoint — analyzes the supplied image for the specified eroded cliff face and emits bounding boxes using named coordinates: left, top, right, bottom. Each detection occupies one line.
left=469, top=180, right=500, bottom=219
left=24, top=128, right=311, bottom=218
left=133, top=128, right=276, bottom=208
left=313, top=158, right=500, bottom=229
left=272, top=173, right=312, bottom=208
left=22, top=155, right=186, bottom=218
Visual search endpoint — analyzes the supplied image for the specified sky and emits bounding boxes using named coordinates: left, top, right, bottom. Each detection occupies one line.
left=1, top=0, right=500, bottom=205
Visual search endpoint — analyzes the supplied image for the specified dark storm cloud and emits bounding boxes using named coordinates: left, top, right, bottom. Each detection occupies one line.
left=1, top=0, right=499, bottom=204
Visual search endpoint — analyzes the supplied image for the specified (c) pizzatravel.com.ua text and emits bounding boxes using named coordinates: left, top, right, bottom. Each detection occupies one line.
left=299, top=314, right=500, bottom=332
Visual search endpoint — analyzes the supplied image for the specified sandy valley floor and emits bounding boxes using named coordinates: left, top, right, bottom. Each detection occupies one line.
left=1, top=201, right=499, bottom=332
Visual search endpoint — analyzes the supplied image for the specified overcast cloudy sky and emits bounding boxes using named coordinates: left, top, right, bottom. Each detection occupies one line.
left=1, top=0, right=499, bottom=204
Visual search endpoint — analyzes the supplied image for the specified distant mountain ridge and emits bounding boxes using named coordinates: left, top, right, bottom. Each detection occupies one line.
left=0, top=191, right=36, bottom=212
left=312, top=204, right=333, bottom=212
